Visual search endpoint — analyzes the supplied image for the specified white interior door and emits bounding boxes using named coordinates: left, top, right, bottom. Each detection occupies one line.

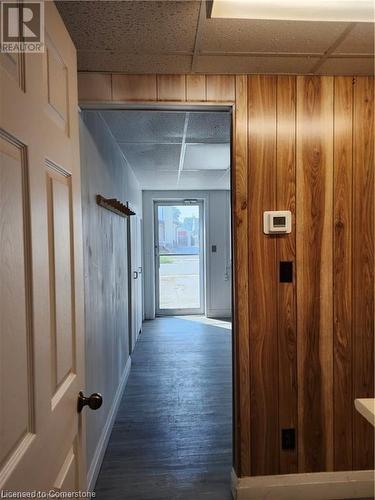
left=130, top=215, right=137, bottom=351
left=0, top=2, right=86, bottom=491
left=136, top=217, right=143, bottom=332
left=130, top=214, right=142, bottom=352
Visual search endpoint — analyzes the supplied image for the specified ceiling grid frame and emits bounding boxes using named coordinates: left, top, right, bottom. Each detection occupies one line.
left=98, top=109, right=231, bottom=191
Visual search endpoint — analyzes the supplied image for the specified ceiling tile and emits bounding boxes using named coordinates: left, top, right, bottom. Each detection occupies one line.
left=316, top=57, right=374, bottom=75
left=119, top=144, right=182, bottom=171
left=186, top=112, right=231, bottom=143
left=100, top=110, right=232, bottom=190
left=77, top=52, right=192, bottom=73
left=200, top=18, right=350, bottom=54
left=58, top=1, right=373, bottom=75
left=56, top=1, right=199, bottom=52
left=134, top=170, right=179, bottom=190
left=333, top=23, right=375, bottom=54
left=178, top=170, right=230, bottom=190
left=101, top=111, right=186, bottom=143
left=195, top=55, right=319, bottom=73
left=183, top=143, right=230, bottom=170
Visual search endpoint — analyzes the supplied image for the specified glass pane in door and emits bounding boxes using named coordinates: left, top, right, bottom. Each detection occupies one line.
left=156, top=204, right=202, bottom=313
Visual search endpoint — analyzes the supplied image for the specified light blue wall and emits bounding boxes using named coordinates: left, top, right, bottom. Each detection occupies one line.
left=79, top=110, right=142, bottom=484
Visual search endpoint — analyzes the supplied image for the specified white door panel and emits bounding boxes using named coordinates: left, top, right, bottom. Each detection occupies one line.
left=129, top=214, right=143, bottom=352
left=136, top=218, right=143, bottom=335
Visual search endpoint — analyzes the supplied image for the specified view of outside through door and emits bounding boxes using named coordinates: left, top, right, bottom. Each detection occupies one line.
left=156, top=203, right=203, bottom=313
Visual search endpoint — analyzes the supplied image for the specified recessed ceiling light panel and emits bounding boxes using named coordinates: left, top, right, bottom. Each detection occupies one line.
left=183, top=143, right=230, bottom=171
left=210, top=0, right=374, bottom=22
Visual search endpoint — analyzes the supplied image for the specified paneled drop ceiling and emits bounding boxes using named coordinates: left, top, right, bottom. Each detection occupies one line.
left=99, top=110, right=231, bottom=190
left=56, top=1, right=374, bottom=75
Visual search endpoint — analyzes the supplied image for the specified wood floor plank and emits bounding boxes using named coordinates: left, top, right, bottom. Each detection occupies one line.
left=94, top=317, right=232, bottom=500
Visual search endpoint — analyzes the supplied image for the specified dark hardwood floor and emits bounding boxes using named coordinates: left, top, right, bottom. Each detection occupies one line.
left=95, top=316, right=233, bottom=500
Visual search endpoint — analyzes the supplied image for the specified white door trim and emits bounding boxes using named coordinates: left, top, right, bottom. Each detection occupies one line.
left=231, top=468, right=375, bottom=500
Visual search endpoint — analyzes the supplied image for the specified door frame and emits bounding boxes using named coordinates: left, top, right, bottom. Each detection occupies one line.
left=127, top=203, right=142, bottom=354
left=154, top=199, right=205, bottom=316
left=127, top=210, right=133, bottom=354
left=79, top=100, right=237, bottom=476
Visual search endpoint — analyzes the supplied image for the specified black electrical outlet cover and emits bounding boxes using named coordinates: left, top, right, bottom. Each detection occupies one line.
left=280, top=261, right=293, bottom=283
left=282, top=428, right=296, bottom=450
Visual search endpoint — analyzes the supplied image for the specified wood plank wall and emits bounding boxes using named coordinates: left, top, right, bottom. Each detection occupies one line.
left=78, top=73, right=375, bottom=477
left=297, top=76, right=335, bottom=472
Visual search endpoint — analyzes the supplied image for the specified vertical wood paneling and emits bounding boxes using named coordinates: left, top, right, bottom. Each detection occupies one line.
left=157, top=75, right=186, bottom=101
left=186, top=75, right=206, bottom=101
left=352, top=76, right=374, bottom=470
left=248, top=75, right=279, bottom=476
left=333, top=76, right=353, bottom=471
left=206, top=75, right=235, bottom=101
left=77, top=73, right=112, bottom=101
left=233, top=75, right=250, bottom=476
left=112, top=75, right=157, bottom=101
left=296, top=76, right=334, bottom=472
left=276, top=76, right=298, bottom=474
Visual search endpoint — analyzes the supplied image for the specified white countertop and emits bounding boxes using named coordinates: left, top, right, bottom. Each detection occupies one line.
left=354, top=398, right=375, bottom=427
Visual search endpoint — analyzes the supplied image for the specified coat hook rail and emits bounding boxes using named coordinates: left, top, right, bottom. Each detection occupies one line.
left=96, top=194, right=136, bottom=217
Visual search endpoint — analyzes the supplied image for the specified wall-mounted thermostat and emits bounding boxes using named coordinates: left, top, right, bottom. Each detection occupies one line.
left=263, top=210, right=291, bottom=235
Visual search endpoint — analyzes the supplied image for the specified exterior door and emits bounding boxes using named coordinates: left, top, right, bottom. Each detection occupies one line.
left=155, top=201, right=204, bottom=316
left=0, top=2, right=86, bottom=492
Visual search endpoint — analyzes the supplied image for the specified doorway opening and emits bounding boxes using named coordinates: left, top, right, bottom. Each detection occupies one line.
left=79, top=104, right=234, bottom=499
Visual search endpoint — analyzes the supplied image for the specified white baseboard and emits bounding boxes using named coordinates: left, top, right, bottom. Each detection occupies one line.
left=231, top=468, right=375, bottom=500
left=87, top=356, right=132, bottom=491
left=206, top=309, right=232, bottom=318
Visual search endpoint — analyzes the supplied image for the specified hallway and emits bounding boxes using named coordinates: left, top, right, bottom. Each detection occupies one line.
left=95, top=317, right=233, bottom=500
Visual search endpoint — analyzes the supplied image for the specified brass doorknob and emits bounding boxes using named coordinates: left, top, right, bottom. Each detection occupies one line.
left=77, top=391, right=103, bottom=413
